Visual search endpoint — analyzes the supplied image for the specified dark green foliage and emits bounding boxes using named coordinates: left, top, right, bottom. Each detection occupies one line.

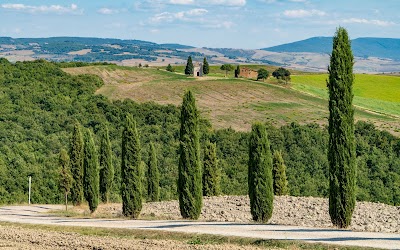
left=0, top=59, right=398, bottom=207
left=203, top=141, right=220, bottom=196
left=147, top=142, right=160, bottom=202
left=272, top=67, right=291, bottom=83
left=203, top=57, right=210, bottom=75
left=257, top=68, right=269, bottom=81
left=220, top=64, right=234, bottom=77
left=178, top=90, right=202, bottom=219
left=248, top=123, right=273, bottom=222
left=203, top=57, right=209, bottom=75
left=235, top=65, right=240, bottom=78
left=327, top=27, right=356, bottom=228
left=121, top=115, right=142, bottom=218
left=59, top=148, right=72, bottom=211
left=185, top=56, right=194, bottom=76
left=99, top=125, right=114, bottom=203
left=166, top=64, right=174, bottom=72
left=272, top=150, right=289, bottom=196
left=83, top=129, right=99, bottom=213
left=69, top=121, right=84, bottom=206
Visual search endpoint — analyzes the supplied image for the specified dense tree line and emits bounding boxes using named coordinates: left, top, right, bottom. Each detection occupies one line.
left=0, top=58, right=399, bottom=206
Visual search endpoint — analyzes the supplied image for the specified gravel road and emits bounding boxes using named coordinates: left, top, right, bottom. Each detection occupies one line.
left=0, top=196, right=399, bottom=250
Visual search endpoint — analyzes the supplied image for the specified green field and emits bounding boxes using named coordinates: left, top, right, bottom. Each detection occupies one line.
left=292, top=74, right=400, bottom=118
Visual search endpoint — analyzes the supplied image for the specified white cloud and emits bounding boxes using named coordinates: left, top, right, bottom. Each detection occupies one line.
left=97, top=8, right=120, bottom=15
left=168, top=0, right=246, bottom=6
left=150, top=8, right=208, bottom=23
left=283, top=9, right=325, bottom=18
left=342, top=18, right=395, bottom=27
left=1, top=3, right=82, bottom=14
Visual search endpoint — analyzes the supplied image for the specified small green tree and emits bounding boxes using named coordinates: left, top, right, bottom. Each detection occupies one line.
left=59, top=148, right=72, bottom=211
left=235, top=65, right=240, bottom=78
left=328, top=27, right=356, bottom=228
left=166, top=64, right=174, bottom=72
left=69, top=121, right=84, bottom=206
left=257, top=68, right=270, bottom=81
left=272, top=150, right=289, bottom=196
left=147, top=142, right=160, bottom=202
left=220, top=64, right=234, bottom=77
left=248, top=122, right=274, bottom=223
left=83, top=129, right=99, bottom=213
left=203, top=57, right=209, bottom=75
left=185, top=56, right=194, bottom=76
left=203, top=141, right=220, bottom=196
left=178, top=90, right=202, bottom=219
left=272, top=67, right=291, bottom=84
left=121, top=115, right=143, bottom=218
left=99, top=125, right=114, bottom=203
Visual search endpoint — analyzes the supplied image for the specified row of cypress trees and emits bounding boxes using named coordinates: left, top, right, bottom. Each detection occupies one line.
left=66, top=123, right=113, bottom=213
left=63, top=27, right=355, bottom=228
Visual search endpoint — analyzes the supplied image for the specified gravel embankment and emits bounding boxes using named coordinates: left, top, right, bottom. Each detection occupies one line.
left=92, top=196, right=400, bottom=233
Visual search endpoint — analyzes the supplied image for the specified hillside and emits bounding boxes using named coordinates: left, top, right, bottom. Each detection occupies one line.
left=64, top=65, right=400, bottom=134
left=1, top=36, right=400, bottom=73
left=0, top=60, right=399, bottom=206
left=263, top=37, right=400, bottom=61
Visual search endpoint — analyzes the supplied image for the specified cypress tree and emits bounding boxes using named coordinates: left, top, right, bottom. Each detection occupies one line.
left=248, top=122, right=273, bottom=223
left=327, top=27, right=356, bottom=228
left=59, top=148, right=72, bottom=211
left=121, top=115, right=142, bottom=218
left=69, top=121, right=84, bottom=206
left=202, top=141, right=220, bottom=196
left=178, top=90, right=202, bottom=219
left=272, top=150, right=289, bottom=196
left=99, top=125, right=114, bottom=203
left=147, top=142, right=160, bottom=202
left=185, top=56, right=194, bottom=76
left=235, top=65, right=240, bottom=78
left=83, top=129, right=99, bottom=213
left=203, top=57, right=209, bottom=75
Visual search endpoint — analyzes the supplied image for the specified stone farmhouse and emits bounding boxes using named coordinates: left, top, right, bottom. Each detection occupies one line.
left=239, top=67, right=258, bottom=79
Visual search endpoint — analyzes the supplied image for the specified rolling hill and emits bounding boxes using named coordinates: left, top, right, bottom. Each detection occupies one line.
left=63, top=65, right=400, bottom=135
left=263, top=37, right=400, bottom=61
left=1, top=36, right=400, bottom=72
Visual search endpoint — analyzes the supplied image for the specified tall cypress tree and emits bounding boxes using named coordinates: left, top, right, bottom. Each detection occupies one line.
left=203, top=141, right=220, bottom=196
left=83, top=129, right=99, bottom=213
left=69, top=121, right=84, bottom=206
left=185, top=56, right=194, bottom=76
left=272, top=150, right=289, bottom=196
left=99, top=125, right=114, bottom=203
left=178, top=90, right=202, bottom=219
left=235, top=65, right=240, bottom=78
left=121, top=115, right=142, bottom=218
left=327, top=27, right=356, bottom=228
left=248, top=122, right=273, bottom=223
left=147, top=142, right=159, bottom=202
left=203, top=57, right=209, bottom=75
left=59, top=148, right=72, bottom=211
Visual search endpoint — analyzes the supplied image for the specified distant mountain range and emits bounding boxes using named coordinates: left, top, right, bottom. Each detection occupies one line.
left=263, top=37, right=400, bottom=61
left=1, top=36, right=399, bottom=73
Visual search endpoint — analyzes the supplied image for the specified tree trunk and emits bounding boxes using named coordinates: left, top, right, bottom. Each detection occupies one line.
left=65, top=192, right=68, bottom=211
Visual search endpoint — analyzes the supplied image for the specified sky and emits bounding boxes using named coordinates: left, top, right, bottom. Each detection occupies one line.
left=0, top=0, right=399, bottom=49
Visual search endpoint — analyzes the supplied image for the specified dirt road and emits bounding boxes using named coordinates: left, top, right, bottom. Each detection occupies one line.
left=0, top=205, right=399, bottom=249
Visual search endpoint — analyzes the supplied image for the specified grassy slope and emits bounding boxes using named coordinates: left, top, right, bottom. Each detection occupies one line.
left=63, top=65, right=400, bottom=134
left=291, top=74, right=400, bottom=118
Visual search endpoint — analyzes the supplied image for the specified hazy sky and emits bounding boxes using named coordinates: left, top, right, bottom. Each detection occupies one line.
left=0, top=0, right=399, bottom=49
